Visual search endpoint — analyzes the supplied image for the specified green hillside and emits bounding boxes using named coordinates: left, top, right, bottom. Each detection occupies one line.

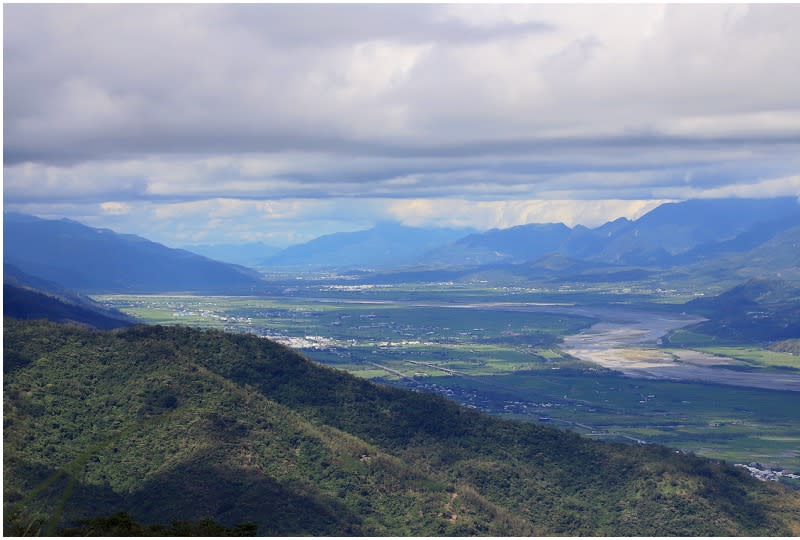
left=4, top=320, right=800, bottom=536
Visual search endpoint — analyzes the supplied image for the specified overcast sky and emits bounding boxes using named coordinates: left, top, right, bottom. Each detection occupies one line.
left=5, top=4, right=800, bottom=246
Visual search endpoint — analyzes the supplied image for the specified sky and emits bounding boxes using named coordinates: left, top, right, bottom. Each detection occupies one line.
left=4, top=4, right=800, bottom=247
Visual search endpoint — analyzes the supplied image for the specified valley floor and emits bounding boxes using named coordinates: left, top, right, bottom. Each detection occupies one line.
left=563, top=318, right=800, bottom=392
left=97, top=282, right=800, bottom=475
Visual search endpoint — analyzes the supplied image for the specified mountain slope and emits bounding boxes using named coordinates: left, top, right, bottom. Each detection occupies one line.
left=416, top=198, right=800, bottom=270
left=3, top=213, right=264, bottom=294
left=3, top=284, right=134, bottom=331
left=685, top=225, right=800, bottom=284
left=682, top=278, right=800, bottom=343
left=5, top=320, right=799, bottom=536
left=262, top=222, right=472, bottom=270
left=424, top=223, right=572, bottom=266
left=182, top=242, right=280, bottom=267
left=591, top=198, right=800, bottom=264
left=3, top=264, right=135, bottom=330
left=689, top=278, right=800, bottom=310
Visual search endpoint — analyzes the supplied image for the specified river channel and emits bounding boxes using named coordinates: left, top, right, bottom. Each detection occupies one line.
left=284, top=296, right=800, bottom=392
left=560, top=310, right=800, bottom=392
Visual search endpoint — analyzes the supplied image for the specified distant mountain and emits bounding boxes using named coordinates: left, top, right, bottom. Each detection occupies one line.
left=423, top=223, right=572, bottom=266
left=5, top=319, right=799, bottom=535
left=676, top=215, right=800, bottom=265
left=688, top=278, right=800, bottom=313
left=671, top=224, right=800, bottom=288
left=3, top=263, right=134, bottom=329
left=3, top=283, right=134, bottom=330
left=182, top=242, right=280, bottom=267
left=591, top=198, right=800, bottom=264
left=518, top=254, right=654, bottom=283
left=683, top=278, right=800, bottom=343
left=407, top=198, right=800, bottom=272
left=5, top=262, right=83, bottom=298
left=4, top=213, right=265, bottom=294
left=720, top=225, right=800, bottom=282
left=262, top=222, right=473, bottom=270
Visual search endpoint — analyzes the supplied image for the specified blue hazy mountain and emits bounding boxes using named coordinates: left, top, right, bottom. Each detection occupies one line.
left=182, top=242, right=281, bottom=267
left=4, top=263, right=134, bottom=329
left=423, top=222, right=573, bottom=265
left=414, top=198, right=800, bottom=269
left=4, top=213, right=265, bottom=294
left=674, top=224, right=800, bottom=287
left=581, top=198, right=800, bottom=265
left=261, top=222, right=474, bottom=270
left=4, top=283, right=134, bottom=330
left=5, top=198, right=798, bottom=287
left=682, top=277, right=800, bottom=343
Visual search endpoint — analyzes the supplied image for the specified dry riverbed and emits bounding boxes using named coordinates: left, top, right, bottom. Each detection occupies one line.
left=562, top=314, right=800, bottom=392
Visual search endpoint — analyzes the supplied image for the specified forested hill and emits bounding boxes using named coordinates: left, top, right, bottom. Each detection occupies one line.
left=5, top=320, right=800, bottom=536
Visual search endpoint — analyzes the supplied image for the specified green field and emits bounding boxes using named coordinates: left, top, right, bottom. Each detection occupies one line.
left=96, top=287, right=800, bottom=473
left=688, top=346, right=800, bottom=370
left=421, top=370, right=800, bottom=468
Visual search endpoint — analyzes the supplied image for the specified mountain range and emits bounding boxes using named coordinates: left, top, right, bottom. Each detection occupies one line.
left=245, top=198, right=800, bottom=284
left=4, top=197, right=799, bottom=295
left=5, top=199, right=800, bottom=535
left=260, top=222, right=473, bottom=270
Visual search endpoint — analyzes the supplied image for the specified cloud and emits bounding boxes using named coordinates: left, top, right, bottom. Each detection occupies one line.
left=5, top=145, right=798, bottom=206
left=656, top=174, right=800, bottom=200
left=385, top=199, right=665, bottom=230
left=6, top=197, right=667, bottom=248
left=4, top=4, right=800, bottom=245
left=6, top=4, right=800, bottom=164
left=100, top=202, right=131, bottom=216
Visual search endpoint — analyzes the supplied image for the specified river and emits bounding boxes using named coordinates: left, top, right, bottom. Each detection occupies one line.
left=258, top=295, right=800, bottom=392
left=561, top=310, right=800, bottom=392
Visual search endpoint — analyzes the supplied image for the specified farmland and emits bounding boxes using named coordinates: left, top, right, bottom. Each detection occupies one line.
left=96, top=282, right=800, bottom=475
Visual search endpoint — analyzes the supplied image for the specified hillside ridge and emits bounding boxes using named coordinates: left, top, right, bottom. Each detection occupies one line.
left=5, top=319, right=799, bottom=536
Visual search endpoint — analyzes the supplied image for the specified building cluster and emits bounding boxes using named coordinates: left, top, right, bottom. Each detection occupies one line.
left=735, top=463, right=800, bottom=482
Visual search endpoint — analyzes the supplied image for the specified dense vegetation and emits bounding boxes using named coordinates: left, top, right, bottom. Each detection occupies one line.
left=11, top=512, right=257, bottom=537
left=4, top=319, right=800, bottom=536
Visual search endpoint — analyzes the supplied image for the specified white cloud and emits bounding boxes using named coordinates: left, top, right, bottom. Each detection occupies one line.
left=385, top=199, right=665, bottom=230
left=4, top=4, right=800, bottom=244
left=99, top=201, right=130, bottom=215
left=6, top=4, right=800, bottom=163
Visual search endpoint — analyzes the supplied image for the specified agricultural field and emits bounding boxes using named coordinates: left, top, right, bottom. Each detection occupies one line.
left=673, top=346, right=800, bottom=370
left=96, top=283, right=800, bottom=475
